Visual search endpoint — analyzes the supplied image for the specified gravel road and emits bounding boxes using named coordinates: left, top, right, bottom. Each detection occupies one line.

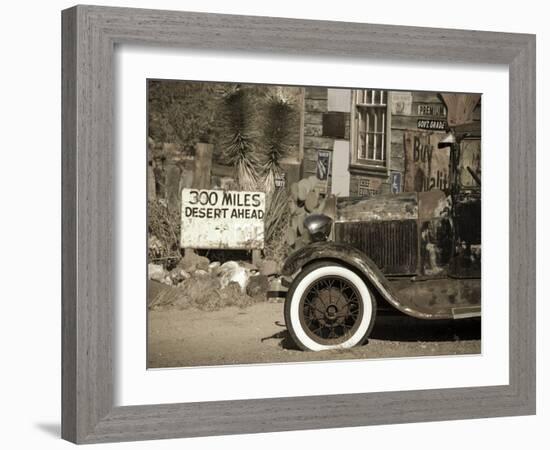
left=148, top=301, right=481, bottom=368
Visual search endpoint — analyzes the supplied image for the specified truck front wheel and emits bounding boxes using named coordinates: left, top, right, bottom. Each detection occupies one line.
left=284, top=262, right=376, bottom=351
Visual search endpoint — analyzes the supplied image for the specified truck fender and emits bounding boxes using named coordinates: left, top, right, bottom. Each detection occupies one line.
left=281, top=241, right=436, bottom=320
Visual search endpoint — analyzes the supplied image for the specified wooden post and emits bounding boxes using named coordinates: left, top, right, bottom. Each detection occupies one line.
left=193, top=142, right=213, bottom=189
left=147, top=163, right=157, bottom=201
left=183, top=143, right=214, bottom=257
left=165, top=164, right=182, bottom=211
left=147, top=137, right=157, bottom=201
left=297, top=88, right=305, bottom=178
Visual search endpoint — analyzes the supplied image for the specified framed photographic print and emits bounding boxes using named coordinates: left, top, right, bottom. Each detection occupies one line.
left=62, top=4, right=536, bottom=444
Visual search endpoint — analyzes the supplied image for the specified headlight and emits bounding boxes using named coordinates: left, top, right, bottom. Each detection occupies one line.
left=304, top=214, right=333, bottom=242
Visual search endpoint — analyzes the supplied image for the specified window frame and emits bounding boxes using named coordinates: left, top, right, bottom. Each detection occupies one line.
left=350, top=89, right=392, bottom=173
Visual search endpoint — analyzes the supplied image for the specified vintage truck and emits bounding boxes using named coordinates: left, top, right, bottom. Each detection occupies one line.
left=281, top=188, right=481, bottom=352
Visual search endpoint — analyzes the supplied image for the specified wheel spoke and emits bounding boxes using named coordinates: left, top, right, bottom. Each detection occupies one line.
left=300, top=274, right=365, bottom=344
left=304, top=297, right=324, bottom=312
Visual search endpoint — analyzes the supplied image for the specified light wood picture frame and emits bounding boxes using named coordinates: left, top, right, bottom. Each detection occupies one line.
left=61, top=5, right=536, bottom=444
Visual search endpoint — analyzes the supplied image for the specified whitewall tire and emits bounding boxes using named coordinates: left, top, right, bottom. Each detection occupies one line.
left=284, top=262, right=376, bottom=351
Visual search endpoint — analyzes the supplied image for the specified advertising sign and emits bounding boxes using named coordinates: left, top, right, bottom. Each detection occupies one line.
left=417, top=119, right=447, bottom=131
left=180, top=189, right=265, bottom=249
left=274, top=172, right=286, bottom=189
left=459, top=139, right=481, bottom=188
left=358, top=177, right=382, bottom=197
left=390, top=172, right=402, bottom=193
left=391, top=92, right=413, bottom=115
left=417, top=104, right=446, bottom=117
left=316, top=150, right=331, bottom=181
left=404, top=131, right=450, bottom=192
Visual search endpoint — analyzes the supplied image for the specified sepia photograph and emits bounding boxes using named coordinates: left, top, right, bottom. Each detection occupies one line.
left=146, top=80, right=482, bottom=368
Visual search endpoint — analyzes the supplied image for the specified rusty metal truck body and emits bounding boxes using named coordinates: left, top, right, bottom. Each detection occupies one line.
left=281, top=190, right=481, bottom=351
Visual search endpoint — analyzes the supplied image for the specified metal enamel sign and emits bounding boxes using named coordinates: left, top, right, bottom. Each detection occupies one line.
left=417, top=119, right=448, bottom=130
left=180, top=188, right=265, bottom=249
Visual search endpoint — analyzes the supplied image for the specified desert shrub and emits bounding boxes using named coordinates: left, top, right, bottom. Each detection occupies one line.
left=148, top=200, right=182, bottom=267
left=263, top=188, right=291, bottom=263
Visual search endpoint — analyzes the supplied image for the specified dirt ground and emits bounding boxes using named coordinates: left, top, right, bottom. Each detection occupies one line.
left=147, top=301, right=481, bottom=368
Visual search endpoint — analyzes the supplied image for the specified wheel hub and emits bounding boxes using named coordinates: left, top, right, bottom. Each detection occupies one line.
left=325, top=304, right=338, bottom=319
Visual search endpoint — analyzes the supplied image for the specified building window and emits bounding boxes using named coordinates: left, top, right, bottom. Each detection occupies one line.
left=351, top=89, right=390, bottom=168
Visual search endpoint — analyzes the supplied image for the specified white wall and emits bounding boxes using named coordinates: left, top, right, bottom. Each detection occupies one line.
left=0, top=1, right=546, bottom=449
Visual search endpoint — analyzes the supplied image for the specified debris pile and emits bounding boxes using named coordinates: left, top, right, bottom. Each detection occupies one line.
left=147, top=251, right=281, bottom=311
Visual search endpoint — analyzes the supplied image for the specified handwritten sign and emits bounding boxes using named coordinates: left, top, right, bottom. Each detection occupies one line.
left=180, top=189, right=265, bottom=249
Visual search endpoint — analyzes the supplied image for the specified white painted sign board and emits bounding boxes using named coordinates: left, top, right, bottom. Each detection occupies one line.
left=331, top=140, right=351, bottom=196
left=180, top=189, right=265, bottom=249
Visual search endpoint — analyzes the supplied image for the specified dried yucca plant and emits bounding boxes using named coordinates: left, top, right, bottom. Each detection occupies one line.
left=222, top=85, right=260, bottom=191
left=261, top=88, right=295, bottom=193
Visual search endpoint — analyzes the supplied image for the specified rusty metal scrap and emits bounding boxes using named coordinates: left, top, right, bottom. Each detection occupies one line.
left=336, top=192, right=418, bottom=222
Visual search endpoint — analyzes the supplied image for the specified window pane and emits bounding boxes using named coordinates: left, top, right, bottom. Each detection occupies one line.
left=355, top=89, right=388, bottom=164
left=358, top=109, right=365, bottom=133
left=359, top=132, right=366, bottom=159
left=379, top=110, right=385, bottom=132
left=381, top=125, right=385, bottom=160
left=367, top=109, right=373, bottom=132
left=367, top=133, right=374, bottom=159
left=376, top=133, right=383, bottom=159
